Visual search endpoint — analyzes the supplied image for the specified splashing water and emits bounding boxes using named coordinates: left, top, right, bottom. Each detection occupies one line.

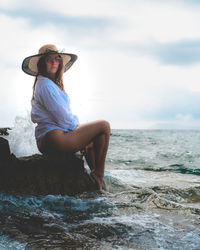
left=7, top=113, right=39, bottom=157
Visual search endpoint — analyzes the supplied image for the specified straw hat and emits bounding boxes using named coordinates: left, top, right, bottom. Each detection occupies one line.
left=22, top=44, right=77, bottom=76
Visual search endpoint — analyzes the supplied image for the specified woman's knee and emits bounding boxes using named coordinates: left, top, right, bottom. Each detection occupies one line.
left=99, top=120, right=111, bottom=134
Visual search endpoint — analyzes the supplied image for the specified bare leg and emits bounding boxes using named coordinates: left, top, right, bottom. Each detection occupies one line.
left=84, top=143, right=107, bottom=190
left=38, top=120, right=110, bottom=190
left=85, top=144, right=96, bottom=173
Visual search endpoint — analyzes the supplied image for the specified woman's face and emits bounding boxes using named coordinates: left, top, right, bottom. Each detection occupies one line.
left=45, top=54, right=61, bottom=76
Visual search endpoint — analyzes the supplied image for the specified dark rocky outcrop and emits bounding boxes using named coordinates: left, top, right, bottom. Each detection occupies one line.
left=0, top=127, right=11, bottom=136
left=0, top=137, right=97, bottom=196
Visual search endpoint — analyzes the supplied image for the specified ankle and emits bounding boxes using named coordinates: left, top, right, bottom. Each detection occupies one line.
left=92, top=171, right=104, bottom=178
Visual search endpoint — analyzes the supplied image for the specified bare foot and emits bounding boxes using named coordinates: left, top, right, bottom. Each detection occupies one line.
left=91, top=172, right=107, bottom=191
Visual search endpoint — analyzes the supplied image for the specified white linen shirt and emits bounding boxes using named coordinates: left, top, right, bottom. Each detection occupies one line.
left=31, top=75, right=79, bottom=140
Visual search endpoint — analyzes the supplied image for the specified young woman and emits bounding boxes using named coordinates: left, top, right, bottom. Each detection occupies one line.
left=22, top=44, right=110, bottom=190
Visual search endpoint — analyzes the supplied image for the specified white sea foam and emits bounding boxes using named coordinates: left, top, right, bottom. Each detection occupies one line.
left=7, top=113, right=40, bottom=157
left=0, top=235, right=26, bottom=249
left=108, top=169, right=200, bottom=189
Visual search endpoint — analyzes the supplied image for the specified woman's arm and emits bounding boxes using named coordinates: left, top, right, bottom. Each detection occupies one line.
left=38, top=80, right=79, bottom=131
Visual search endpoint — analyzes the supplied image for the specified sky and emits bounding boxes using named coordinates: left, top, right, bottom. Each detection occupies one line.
left=1, top=0, right=200, bottom=129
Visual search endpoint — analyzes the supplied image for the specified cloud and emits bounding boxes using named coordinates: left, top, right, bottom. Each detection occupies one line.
left=1, top=0, right=200, bottom=129
left=151, top=39, right=200, bottom=65
left=125, top=39, right=200, bottom=65
left=0, top=8, right=115, bottom=32
left=179, top=0, right=200, bottom=6
left=0, top=0, right=136, bottom=17
left=137, top=85, right=200, bottom=121
left=0, top=1, right=120, bottom=52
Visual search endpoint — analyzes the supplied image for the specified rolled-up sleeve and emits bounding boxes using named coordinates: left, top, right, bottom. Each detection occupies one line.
left=38, top=80, right=78, bottom=131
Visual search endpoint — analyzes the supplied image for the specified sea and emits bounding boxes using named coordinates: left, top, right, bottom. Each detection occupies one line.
left=0, top=116, right=200, bottom=249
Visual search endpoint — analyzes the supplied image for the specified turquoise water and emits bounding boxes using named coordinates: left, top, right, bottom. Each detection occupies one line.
left=1, top=128, right=200, bottom=249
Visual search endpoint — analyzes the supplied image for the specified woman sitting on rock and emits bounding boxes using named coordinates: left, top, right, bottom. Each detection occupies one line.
left=22, top=44, right=110, bottom=190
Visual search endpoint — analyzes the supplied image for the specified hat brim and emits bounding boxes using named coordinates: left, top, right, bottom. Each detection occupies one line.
left=22, top=52, right=77, bottom=76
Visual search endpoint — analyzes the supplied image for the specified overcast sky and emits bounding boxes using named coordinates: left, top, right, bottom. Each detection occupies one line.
left=1, top=0, right=200, bottom=129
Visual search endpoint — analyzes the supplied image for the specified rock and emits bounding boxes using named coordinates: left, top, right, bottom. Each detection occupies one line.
left=0, top=127, right=11, bottom=136
left=0, top=137, right=97, bottom=196
left=0, top=137, right=11, bottom=162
